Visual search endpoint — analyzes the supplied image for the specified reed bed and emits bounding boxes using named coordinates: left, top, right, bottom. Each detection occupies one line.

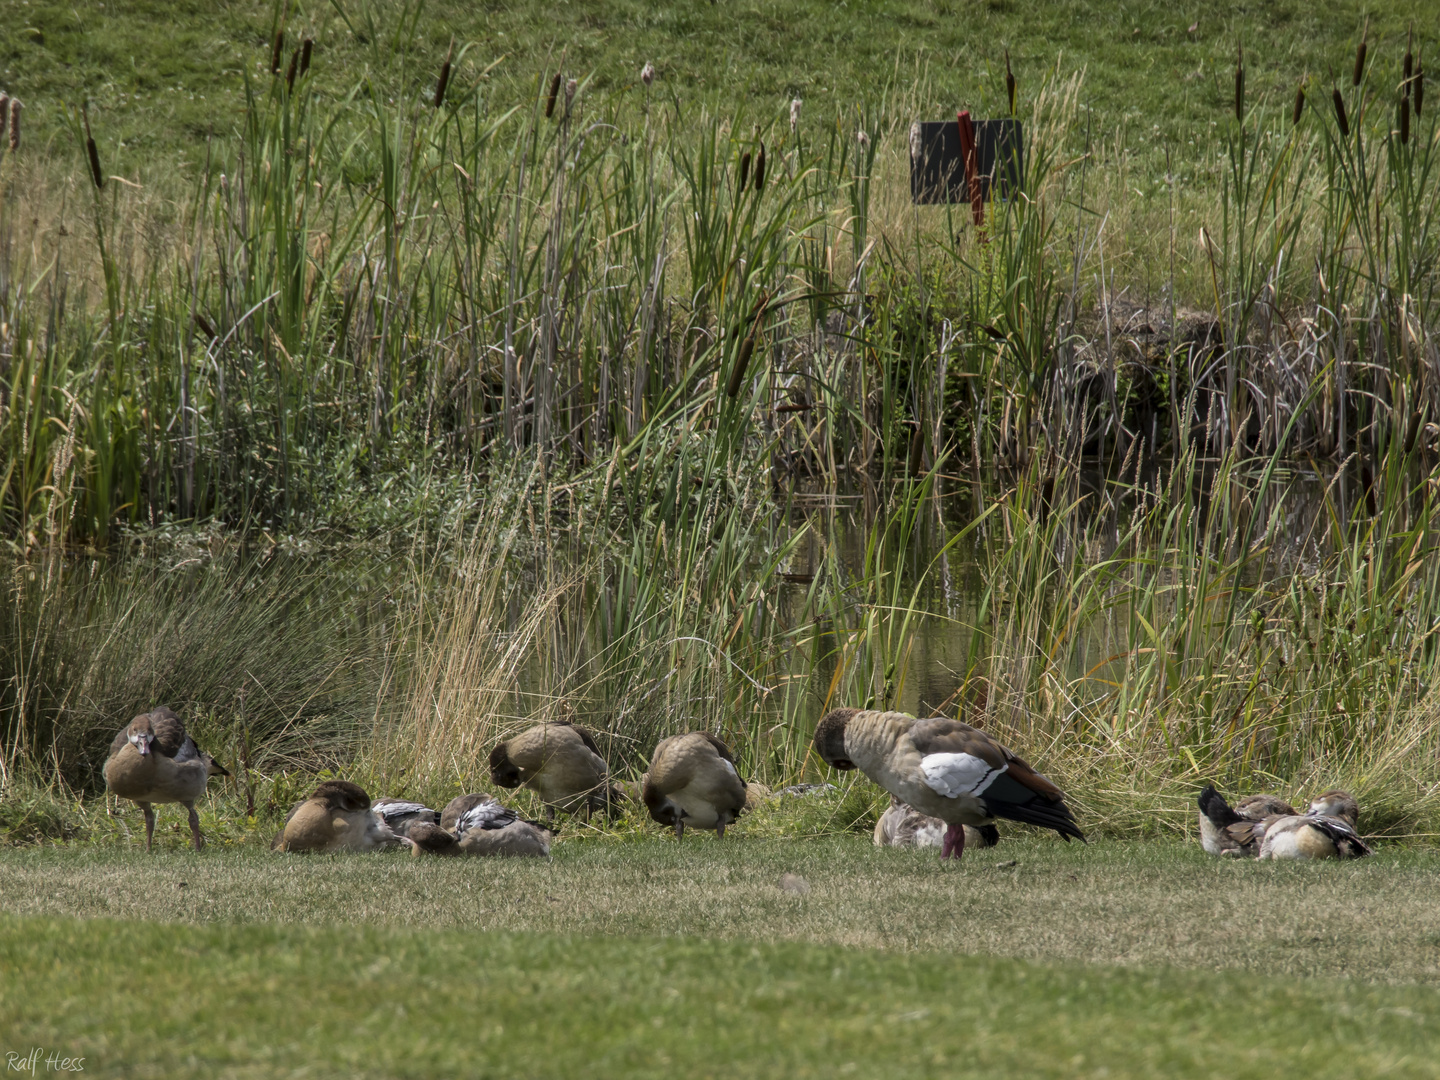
left=2, top=30, right=1440, bottom=841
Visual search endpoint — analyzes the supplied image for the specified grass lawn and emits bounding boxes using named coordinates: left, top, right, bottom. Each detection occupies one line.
left=4, top=837, right=1440, bottom=1077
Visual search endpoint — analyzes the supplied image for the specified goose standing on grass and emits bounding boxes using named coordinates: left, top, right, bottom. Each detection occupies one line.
left=489, top=721, right=621, bottom=820
left=813, top=708, right=1084, bottom=860
left=874, top=794, right=999, bottom=851
left=372, top=798, right=441, bottom=839
left=643, top=732, right=748, bottom=840
left=1259, top=790, right=1372, bottom=860
left=1196, top=785, right=1297, bottom=857
left=271, top=780, right=404, bottom=853
left=103, top=707, right=229, bottom=852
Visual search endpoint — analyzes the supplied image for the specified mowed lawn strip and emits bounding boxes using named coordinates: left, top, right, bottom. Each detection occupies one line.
left=3, top=837, right=1439, bottom=983
left=2, top=915, right=1440, bottom=1080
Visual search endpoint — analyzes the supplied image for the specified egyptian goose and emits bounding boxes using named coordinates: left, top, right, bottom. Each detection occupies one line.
left=812, top=708, right=1083, bottom=859
left=372, top=798, right=441, bottom=838
left=873, top=794, right=999, bottom=850
left=271, top=780, right=404, bottom=853
left=489, top=721, right=620, bottom=819
left=1258, top=789, right=1371, bottom=860
left=103, top=707, right=229, bottom=851
left=642, top=732, right=748, bottom=839
left=1197, top=785, right=1297, bottom=857
left=442, top=793, right=552, bottom=857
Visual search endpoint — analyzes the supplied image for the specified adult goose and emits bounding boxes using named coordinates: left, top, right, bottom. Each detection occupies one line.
left=642, top=732, right=748, bottom=839
left=813, top=709, right=1083, bottom=859
left=1197, top=785, right=1297, bottom=857
left=272, top=780, right=404, bottom=853
left=441, top=793, right=552, bottom=857
left=489, top=721, right=620, bottom=819
left=873, top=795, right=999, bottom=850
left=103, top=707, right=229, bottom=851
left=1259, top=790, right=1371, bottom=860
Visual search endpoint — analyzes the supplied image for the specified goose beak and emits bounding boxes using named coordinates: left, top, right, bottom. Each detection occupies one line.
left=130, top=734, right=151, bottom=756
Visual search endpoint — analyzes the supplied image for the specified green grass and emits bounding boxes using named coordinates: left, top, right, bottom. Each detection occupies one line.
left=3, top=0, right=1433, bottom=178
left=3, top=839, right=1440, bottom=1078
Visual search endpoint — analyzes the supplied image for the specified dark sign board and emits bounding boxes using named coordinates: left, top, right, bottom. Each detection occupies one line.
left=909, top=119, right=1023, bottom=205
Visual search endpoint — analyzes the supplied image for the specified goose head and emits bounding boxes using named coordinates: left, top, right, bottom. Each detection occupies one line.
left=813, top=709, right=860, bottom=771
left=489, top=742, right=523, bottom=788
left=126, top=716, right=156, bottom=757
left=1308, top=789, right=1360, bottom=825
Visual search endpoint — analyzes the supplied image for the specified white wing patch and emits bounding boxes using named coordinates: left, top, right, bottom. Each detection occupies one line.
left=919, top=753, right=1006, bottom=799
left=456, top=800, right=518, bottom=835
left=375, top=801, right=431, bottom=821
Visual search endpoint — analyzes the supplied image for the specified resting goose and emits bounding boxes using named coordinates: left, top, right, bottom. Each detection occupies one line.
left=103, top=707, right=229, bottom=851
left=873, top=795, right=999, bottom=850
left=1259, top=789, right=1371, bottom=860
left=439, top=793, right=552, bottom=857
left=642, top=732, right=748, bottom=839
left=1197, top=785, right=1297, bottom=857
left=813, top=708, right=1083, bottom=859
left=489, top=721, right=621, bottom=819
left=372, top=798, right=441, bottom=838
left=271, top=780, right=404, bottom=853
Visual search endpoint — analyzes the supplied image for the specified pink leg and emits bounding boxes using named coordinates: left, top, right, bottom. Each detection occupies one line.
left=941, top=823, right=967, bottom=860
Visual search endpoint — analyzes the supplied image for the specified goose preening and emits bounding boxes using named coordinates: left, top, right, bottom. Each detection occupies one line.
left=271, top=780, right=405, bottom=853
left=489, top=721, right=621, bottom=819
left=1258, top=790, right=1371, bottom=861
left=813, top=709, right=1083, bottom=860
left=443, top=793, right=552, bottom=857
left=103, top=707, right=229, bottom=852
left=642, top=732, right=748, bottom=839
left=1196, top=785, right=1298, bottom=857
left=372, top=798, right=441, bottom=838
left=873, top=794, right=999, bottom=850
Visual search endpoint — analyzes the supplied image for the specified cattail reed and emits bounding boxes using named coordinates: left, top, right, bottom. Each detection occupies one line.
left=754, top=141, right=766, bottom=192
left=564, top=79, right=576, bottom=110
left=300, top=38, right=313, bottom=79
left=270, top=30, right=285, bottom=76
left=790, top=97, right=802, bottom=133
left=1005, top=50, right=1016, bottom=115
left=544, top=72, right=561, bottom=118
left=1234, top=43, right=1245, bottom=122
left=1353, top=33, right=1367, bottom=87
left=1334, top=87, right=1350, bottom=138
left=1401, top=93, right=1410, bottom=144
left=434, top=42, right=453, bottom=108
left=82, top=106, right=102, bottom=189
left=1293, top=82, right=1306, bottom=126
left=7, top=98, right=17, bottom=152
left=1404, top=27, right=1413, bottom=84
left=0, top=95, right=8, bottom=142
left=738, top=151, right=751, bottom=192
left=1416, top=63, right=1424, bottom=117
left=285, top=48, right=300, bottom=91
left=727, top=332, right=756, bottom=398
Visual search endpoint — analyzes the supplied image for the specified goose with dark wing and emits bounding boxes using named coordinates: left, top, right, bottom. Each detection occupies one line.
left=642, top=732, right=748, bottom=840
left=489, top=721, right=621, bottom=820
left=813, top=709, right=1083, bottom=860
left=103, top=707, right=229, bottom=852
left=1196, top=785, right=1297, bottom=857
left=1259, top=790, right=1371, bottom=860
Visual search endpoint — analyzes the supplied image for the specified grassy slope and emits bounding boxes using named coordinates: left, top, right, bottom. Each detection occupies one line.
left=6, top=916, right=1440, bottom=1080
left=2, top=0, right=1432, bottom=177
left=4, top=837, right=1440, bottom=982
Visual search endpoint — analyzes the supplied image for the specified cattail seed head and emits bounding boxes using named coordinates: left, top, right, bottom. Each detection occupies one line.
left=565, top=79, right=577, bottom=107
left=754, top=141, right=766, bottom=192
left=270, top=30, right=285, bottom=76
left=1234, top=44, right=1245, bottom=122
left=82, top=107, right=102, bottom=189
left=640, top=62, right=655, bottom=87
left=739, top=150, right=751, bottom=192
left=1353, top=36, right=1367, bottom=86
left=434, top=42, right=453, bottom=108
left=1005, top=50, right=1016, bottom=115
left=285, top=47, right=300, bottom=91
left=1401, top=94, right=1411, bottom=144
left=8, top=98, right=19, bottom=153
left=300, top=38, right=313, bottom=79
left=1293, top=83, right=1306, bottom=126
left=857, top=128, right=870, bottom=150
left=790, top=97, right=802, bottom=133
left=727, top=332, right=757, bottom=398
left=1333, top=88, right=1350, bottom=138
left=544, top=72, right=561, bottom=118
